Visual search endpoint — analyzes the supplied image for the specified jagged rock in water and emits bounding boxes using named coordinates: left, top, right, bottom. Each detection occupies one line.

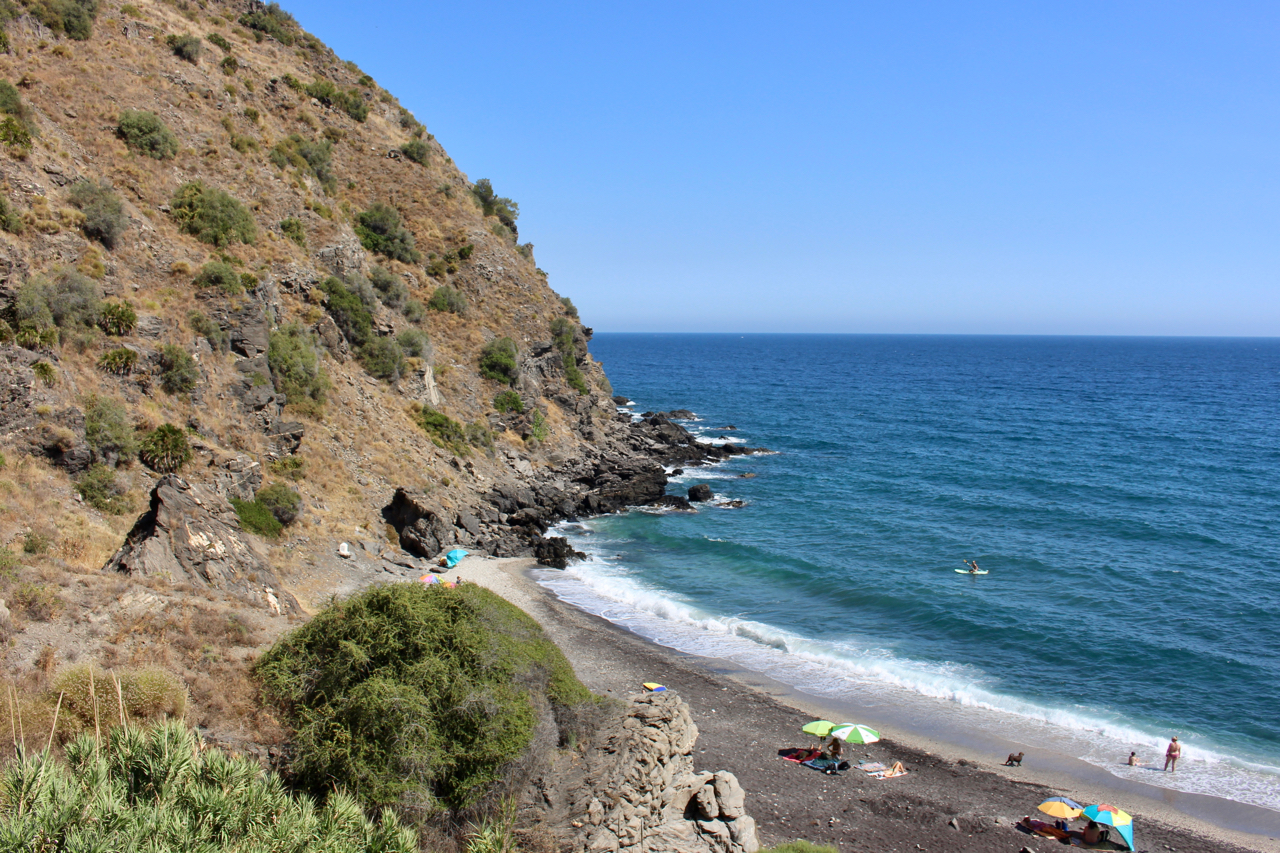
left=688, top=484, right=713, bottom=502
left=533, top=535, right=584, bottom=569
left=530, top=691, right=759, bottom=853
left=104, top=475, right=299, bottom=615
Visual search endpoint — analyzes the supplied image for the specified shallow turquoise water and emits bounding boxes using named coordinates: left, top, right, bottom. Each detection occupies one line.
left=540, top=334, right=1280, bottom=811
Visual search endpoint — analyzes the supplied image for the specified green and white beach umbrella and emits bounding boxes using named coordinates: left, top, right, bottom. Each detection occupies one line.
left=828, top=724, right=881, bottom=744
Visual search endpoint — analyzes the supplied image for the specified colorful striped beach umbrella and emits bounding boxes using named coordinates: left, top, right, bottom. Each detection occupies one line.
left=1036, top=797, right=1083, bottom=819
left=828, top=723, right=881, bottom=744
left=1082, top=803, right=1135, bottom=850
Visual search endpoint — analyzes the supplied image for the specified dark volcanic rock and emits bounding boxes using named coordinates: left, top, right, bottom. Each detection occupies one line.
left=383, top=488, right=456, bottom=558
left=611, top=395, right=632, bottom=406
left=533, top=535, right=585, bottom=569
left=688, top=484, right=713, bottom=502
left=654, top=494, right=694, bottom=510
left=104, top=475, right=300, bottom=614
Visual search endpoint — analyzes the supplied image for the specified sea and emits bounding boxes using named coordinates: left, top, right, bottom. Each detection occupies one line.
left=532, top=334, right=1280, bottom=821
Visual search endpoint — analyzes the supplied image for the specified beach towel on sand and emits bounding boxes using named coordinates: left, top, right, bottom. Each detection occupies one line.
left=857, top=761, right=886, bottom=773
left=872, top=761, right=908, bottom=779
left=778, top=748, right=822, bottom=763
left=801, top=758, right=851, bottom=774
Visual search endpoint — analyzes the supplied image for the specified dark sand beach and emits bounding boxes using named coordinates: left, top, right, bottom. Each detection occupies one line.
left=448, top=557, right=1280, bottom=853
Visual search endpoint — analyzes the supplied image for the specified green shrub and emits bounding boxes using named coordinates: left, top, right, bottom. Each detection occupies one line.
left=358, top=336, right=405, bottom=381
left=318, top=276, right=372, bottom=348
left=426, top=284, right=467, bottom=314
left=139, top=423, right=191, bottom=473
left=493, top=390, right=523, bottom=414
left=479, top=337, right=519, bottom=386
left=396, top=328, right=428, bottom=358
left=22, top=530, right=50, bottom=555
left=97, top=346, right=137, bottom=375
left=256, top=481, right=301, bottom=525
left=238, top=2, right=294, bottom=44
left=255, top=582, right=594, bottom=811
left=472, top=178, right=519, bottom=233
left=16, top=269, right=101, bottom=330
left=368, top=265, right=406, bottom=310
left=206, top=31, right=231, bottom=52
left=0, top=318, right=11, bottom=343
left=84, top=394, right=138, bottom=460
left=560, top=296, right=579, bottom=318
left=552, top=317, right=588, bottom=395
left=354, top=203, right=419, bottom=263
left=399, top=138, right=428, bottom=165
left=23, top=0, right=99, bottom=40
left=457, top=243, right=474, bottom=260
left=13, top=581, right=62, bottom=620
left=268, top=322, right=327, bottom=417
left=401, top=298, right=424, bottom=323
left=188, top=310, right=228, bottom=351
left=416, top=406, right=468, bottom=455
left=304, top=78, right=368, bottom=122
left=281, top=72, right=304, bottom=91
left=269, top=134, right=335, bottom=194
left=117, top=109, right=178, bottom=159
left=97, top=301, right=137, bottom=335
left=158, top=344, right=198, bottom=394
left=0, top=722, right=416, bottom=851
left=32, top=360, right=57, bottom=386
left=0, top=194, right=23, bottom=234
left=465, top=420, right=493, bottom=449
left=76, top=463, right=131, bottom=514
left=230, top=496, right=282, bottom=538
left=166, top=32, right=202, bottom=62
left=67, top=180, right=128, bottom=249
left=269, top=455, right=306, bottom=481
left=763, top=843, right=840, bottom=853
left=279, top=216, right=305, bottom=247
left=529, top=409, right=549, bottom=443
left=192, top=260, right=242, bottom=294
left=170, top=181, right=256, bottom=247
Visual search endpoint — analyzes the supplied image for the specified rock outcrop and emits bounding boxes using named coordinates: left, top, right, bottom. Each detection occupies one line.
left=104, top=475, right=300, bottom=615
left=529, top=691, right=759, bottom=853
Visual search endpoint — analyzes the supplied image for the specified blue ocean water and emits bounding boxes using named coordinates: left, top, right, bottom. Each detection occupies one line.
left=537, top=334, right=1280, bottom=813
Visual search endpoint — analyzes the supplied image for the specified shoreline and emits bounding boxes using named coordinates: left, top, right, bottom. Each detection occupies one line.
left=444, top=555, right=1280, bottom=853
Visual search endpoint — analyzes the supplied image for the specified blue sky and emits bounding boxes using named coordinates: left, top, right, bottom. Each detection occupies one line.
left=291, top=2, right=1279, bottom=335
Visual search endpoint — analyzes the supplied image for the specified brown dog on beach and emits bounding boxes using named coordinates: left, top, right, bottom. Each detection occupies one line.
left=1004, top=752, right=1024, bottom=766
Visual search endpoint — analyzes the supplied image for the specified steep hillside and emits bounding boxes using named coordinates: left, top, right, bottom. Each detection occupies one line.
left=0, top=0, right=754, bottom=754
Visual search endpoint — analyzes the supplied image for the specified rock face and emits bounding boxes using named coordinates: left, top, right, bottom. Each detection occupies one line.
left=104, top=475, right=299, bottom=615
left=688, top=484, right=713, bottom=502
left=530, top=691, right=758, bottom=853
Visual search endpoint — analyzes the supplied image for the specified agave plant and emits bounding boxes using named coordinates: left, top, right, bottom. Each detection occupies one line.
left=138, top=424, right=192, bottom=474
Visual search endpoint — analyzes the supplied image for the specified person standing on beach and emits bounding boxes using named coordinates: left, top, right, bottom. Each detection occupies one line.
left=1164, top=736, right=1181, bottom=771
left=826, top=736, right=843, bottom=762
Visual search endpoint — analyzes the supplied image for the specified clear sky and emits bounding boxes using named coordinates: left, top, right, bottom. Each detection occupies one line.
left=289, top=1, right=1279, bottom=335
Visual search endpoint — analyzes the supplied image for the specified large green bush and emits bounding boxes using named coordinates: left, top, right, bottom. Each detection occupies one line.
left=166, top=32, right=202, bottom=63
left=399, top=138, right=428, bottom=165
left=238, top=2, right=295, bottom=45
left=83, top=394, right=138, bottom=461
left=471, top=178, right=519, bottom=233
left=416, top=406, right=468, bottom=456
left=0, top=79, right=34, bottom=153
left=354, top=203, right=420, bottom=264
left=319, top=276, right=372, bottom=348
left=269, top=134, right=335, bottom=194
left=158, top=344, right=198, bottom=394
left=22, top=0, right=99, bottom=40
left=493, top=390, right=523, bottom=414
left=97, top=301, right=136, bottom=335
left=170, top=181, right=256, bottom=247
left=0, top=722, right=416, bottom=852
left=230, top=496, right=283, bottom=538
left=75, top=464, right=131, bottom=514
left=396, top=328, right=429, bottom=358
left=268, top=322, right=328, bottom=417
left=256, top=481, right=302, bottom=525
left=478, top=337, right=519, bottom=386
left=369, top=266, right=406, bottom=310
left=358, top=336, right=405, bottom=381
left=68, top=180, right=128, bottom=249
left=117, top=109, right=178, bottom=159
left=14, top=269, right=101, bottom=331
left=0, top=194, right=23, bottom=234
left=426, top=284, right=466, bottom=315
left=255, top=582, right=594, bottom=812
left=191, top=260, right=242, bottom=294
left=552, top=317, right=588, bottom=395
left=304, top=78, right=368, bottom=122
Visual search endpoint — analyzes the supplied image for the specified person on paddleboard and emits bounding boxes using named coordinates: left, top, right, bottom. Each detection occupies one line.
left=964, top=559, right=982, bottom=574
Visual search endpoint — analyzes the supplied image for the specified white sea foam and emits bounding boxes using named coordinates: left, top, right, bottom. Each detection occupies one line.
left=693, top=433, right=748, bottom=445
left=539, top=524, right=1280, bottom=814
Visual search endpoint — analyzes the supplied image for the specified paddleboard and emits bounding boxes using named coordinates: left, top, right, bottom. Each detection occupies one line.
left=955, top=568, right=989, bottom=575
